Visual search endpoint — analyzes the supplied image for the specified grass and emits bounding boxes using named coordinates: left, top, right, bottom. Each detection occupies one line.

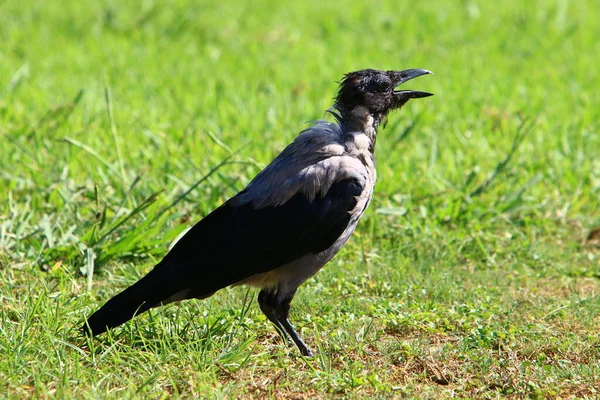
left=1, top=0, right=599, bottom=398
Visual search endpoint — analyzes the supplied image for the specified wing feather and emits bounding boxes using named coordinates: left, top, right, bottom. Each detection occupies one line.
left=158, top=177, right=364, bottom=298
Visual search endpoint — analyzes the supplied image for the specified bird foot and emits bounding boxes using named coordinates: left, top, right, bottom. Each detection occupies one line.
left=299, top=346, right=314, bottom=357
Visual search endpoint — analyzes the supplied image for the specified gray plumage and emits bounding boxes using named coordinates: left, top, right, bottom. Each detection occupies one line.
left=83, top=68, right=433, bottom=357
left=234, top=120, right=374, bottom=292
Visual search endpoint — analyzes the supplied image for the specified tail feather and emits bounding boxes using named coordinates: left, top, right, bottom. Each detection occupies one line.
left=83, top=265, right=182, bottom=336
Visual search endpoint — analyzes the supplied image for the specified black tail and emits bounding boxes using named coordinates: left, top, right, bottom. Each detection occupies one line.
left=82, top=263, right=182, bottom=336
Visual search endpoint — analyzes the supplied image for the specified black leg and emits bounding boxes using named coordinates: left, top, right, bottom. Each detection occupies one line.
left=257, top=289, right=290, bottom=342
left=273, top=291, right=314, bottom=357
left=257, top=289, right=314, bottom=357
left=278, top=316, right=313, bottom=357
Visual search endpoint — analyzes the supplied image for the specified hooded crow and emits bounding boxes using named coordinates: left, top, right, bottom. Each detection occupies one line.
left=83, top=68, right=433, bottom=356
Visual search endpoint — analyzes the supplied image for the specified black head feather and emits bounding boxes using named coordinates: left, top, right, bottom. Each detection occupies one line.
left=334, top=68, right=433, bottom=119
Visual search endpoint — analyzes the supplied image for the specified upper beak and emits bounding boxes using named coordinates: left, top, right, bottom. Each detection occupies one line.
left=391, top=68, right=434, bottom=99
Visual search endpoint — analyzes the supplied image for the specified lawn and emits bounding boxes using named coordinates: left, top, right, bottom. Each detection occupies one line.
left=1, top=0, right=599, bottom=398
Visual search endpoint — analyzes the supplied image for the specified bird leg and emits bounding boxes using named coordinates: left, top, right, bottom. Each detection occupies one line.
left=257, top=289, right=314, bottom=357
left=257, top=289, right=289, bottom=341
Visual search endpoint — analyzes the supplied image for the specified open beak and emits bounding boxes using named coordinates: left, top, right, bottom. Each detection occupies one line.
left=390, top=68, right=434, bottom=100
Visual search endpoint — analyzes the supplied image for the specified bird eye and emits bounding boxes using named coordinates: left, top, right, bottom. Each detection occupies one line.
left=365, top=79, right=391, bottom=93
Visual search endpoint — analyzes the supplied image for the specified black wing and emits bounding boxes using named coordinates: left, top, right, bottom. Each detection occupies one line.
left=165, top=177, right=364, bottom=294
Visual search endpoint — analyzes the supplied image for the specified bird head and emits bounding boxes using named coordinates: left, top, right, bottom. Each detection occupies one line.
left=334, top=68, right=433, bottom=130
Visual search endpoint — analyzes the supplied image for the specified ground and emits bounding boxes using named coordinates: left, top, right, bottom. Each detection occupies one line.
left=1, top=0, right=599, bottom=398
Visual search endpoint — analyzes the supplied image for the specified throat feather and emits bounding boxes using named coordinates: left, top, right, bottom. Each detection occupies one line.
left=345, top=106, right=378, bottom=152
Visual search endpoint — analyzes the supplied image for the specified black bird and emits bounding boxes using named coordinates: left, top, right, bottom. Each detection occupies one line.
left=83, top=68, right=433, bottom=356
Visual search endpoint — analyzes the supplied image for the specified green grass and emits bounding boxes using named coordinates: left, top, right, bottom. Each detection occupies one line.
left=1, top=0, right=600, bottom=398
